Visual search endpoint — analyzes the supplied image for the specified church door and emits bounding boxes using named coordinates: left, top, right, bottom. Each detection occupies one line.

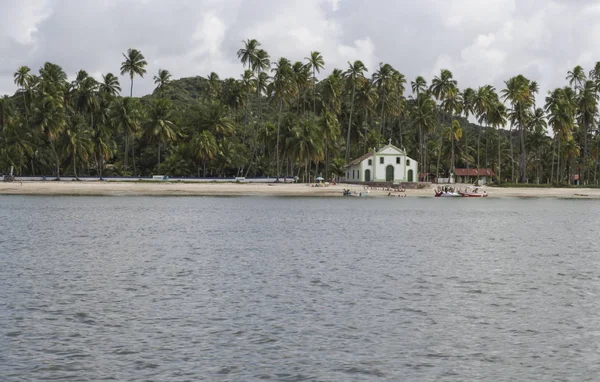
left=408, top=169, right=414, bottom=182
left=385, top=165, right=394, bottom=182
left=365, top=169, right=371, bottom=182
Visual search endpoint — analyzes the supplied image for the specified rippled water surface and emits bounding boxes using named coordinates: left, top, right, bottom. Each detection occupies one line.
left=1, top=196, right=600, bottom=381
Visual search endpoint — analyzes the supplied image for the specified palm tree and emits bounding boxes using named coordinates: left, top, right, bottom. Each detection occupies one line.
left=545, top=87, right=576, bottom=182
left=305, top=51, right=325, bottom=118
left=286, top=118, right=324, bottom=182
left=153, top=69, right=172, bottom=97
left=566, top=65, right=586, bottom=91
left=60, top=120, right=93, bottom=180
left=502, top=75, right=534, bottom=183
left=100, top=73, right=121, bottom=99
left=487, top=101, right=507, bottom=181
left=192, top=130, right=217, bottom=177
left=372, top=63, right=394, bottom=145
left=409, top=92, right=437, bottom=177
left=34, top=93, right=67, bottom=179
left=577, top=80, right=598, bottom=183
left=411, top=76, right=427, bottom=97
left=441, top=86, right=463, bottom=173
left=144, top=98, right=178, bottom=168
left=120, top=48, right=147, bottom=98
left=206, top=72, right=221, bottom=99
left=199, top=102, right=236, bottom=139
left=343, top=60, right=367, bottom=162
left=430, top=69, right=457, bottom=102
left=13, top=66, right=31, bottom=123
left=269, top=57, right=295, bottom=178
left=237, top=39, right=260, bottom=70
left=111, top=97, right=141, bottom=172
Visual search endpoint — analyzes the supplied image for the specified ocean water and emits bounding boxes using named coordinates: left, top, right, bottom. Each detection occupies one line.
left=1, top=196, right=600, bottom=381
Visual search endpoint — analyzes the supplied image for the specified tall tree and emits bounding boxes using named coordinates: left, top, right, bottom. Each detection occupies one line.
left=269, top=57, right=295, bottom=179
left=144, top=98, right=178, bottom=168
left=154, top=69, right=172, bottom=97
left=120, top=48, right=147, bottom=98
left=305, top=51, right=325, bottom=118
left=343, top=60, right=367, bottom=162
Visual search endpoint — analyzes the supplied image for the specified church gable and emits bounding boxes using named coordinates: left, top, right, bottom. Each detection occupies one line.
left=377, top=144, right=405, bottom=156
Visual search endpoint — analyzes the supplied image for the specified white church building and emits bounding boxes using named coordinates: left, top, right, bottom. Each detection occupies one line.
left=344, top=142, right=418, bottom=183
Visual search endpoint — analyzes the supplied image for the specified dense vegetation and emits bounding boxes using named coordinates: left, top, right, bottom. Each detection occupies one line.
left=1, top=40, right=599, bottom=184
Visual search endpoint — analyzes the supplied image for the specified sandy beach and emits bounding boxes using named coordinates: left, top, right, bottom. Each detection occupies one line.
left=1, top=180, right=600, bottom=198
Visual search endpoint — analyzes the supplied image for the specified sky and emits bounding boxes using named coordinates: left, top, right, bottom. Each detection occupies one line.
left=1, top=0, right=599, bottom=103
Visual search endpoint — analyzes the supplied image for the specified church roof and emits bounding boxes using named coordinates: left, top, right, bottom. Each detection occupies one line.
left=347, top=152, right=374, bottom=166
left=346, top=143, right=407, bottom=167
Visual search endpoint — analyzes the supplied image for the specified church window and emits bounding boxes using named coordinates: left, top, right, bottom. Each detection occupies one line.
left=379, top=157, right=384, bottom=164
left=396, top=157, right=400, bottom=164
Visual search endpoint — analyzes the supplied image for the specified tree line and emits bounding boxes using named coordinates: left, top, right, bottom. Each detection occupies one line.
left=1, top=39, right=599, bottom=184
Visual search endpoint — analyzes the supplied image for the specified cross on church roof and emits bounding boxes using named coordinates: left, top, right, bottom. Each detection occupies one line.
left=388, top=138, right=392, bottom=145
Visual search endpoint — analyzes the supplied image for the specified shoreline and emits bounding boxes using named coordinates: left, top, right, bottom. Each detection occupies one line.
left=1, top=181, right=600, bottom=199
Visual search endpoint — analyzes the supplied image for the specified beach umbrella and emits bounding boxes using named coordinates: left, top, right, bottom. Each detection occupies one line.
left=316, top=177, right=324, bottom=181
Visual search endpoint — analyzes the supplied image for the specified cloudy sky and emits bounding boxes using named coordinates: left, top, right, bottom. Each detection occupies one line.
left=1, top=0, right=598, bottom=102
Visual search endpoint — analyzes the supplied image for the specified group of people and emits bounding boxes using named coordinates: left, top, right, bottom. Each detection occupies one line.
left=436, top=186, right=457, bottom=193
left=387, top=192, right=407, bottom=197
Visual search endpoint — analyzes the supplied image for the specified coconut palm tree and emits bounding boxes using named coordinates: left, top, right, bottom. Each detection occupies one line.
left=144, top=98, right=178, bottom=168
left=343, top=60, right=367, bottom=162
left=13, top=66, right=32, bottom=124
left=199, top=101, right=236, bottom=139
left=566, top=65, right=586, bottom=91
left=305, top=51, right=325, bottom=118
left=487, top=101, right=507, bottom=181
left=441, top=86, right=462, bottom=173
left=60, top=119, right=93, bottom=179
left=153, top=69, right=172, bottom=97
left=100, top=73, right=121, bottom=99
left=111, top=97, right=141, bottom=172
left=411, top=76, right=427, bottom=97
left=502, top=75, right=534, bottom=183
left=577, top=80, right=598, bottom=182
left=192, top=130, right=217, bottom=177
left=269, top=57, right=295, bottom=178
left=120, top=48, right=147, bottom=98
left=372, top=63, right=394, bottom=145
left=409, top=92, right=437, bottom=176
left=237, top=39, right=260, bottom=70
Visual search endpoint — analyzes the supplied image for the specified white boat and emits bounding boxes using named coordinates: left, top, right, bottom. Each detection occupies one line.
left=434, top=191, right=461, bottom=197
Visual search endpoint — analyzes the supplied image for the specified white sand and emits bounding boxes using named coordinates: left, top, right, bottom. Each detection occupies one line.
left=1, top=181, right=599, bottom=198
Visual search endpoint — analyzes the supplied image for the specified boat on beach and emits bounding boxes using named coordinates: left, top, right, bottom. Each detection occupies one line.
left=435, top=191, right=461, bottom=197
left=459, top=189, right=488, bottom=197
left=343, top=189, right=370, bottom=197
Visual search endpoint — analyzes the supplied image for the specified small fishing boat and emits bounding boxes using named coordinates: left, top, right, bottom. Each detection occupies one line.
left=343, top=189, right=370, bottom=197
left=434, top=191, right=461, bottom=197
left=459, top=188, right=488, bottom=198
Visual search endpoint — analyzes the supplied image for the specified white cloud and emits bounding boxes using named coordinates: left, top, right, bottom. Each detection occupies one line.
left=0, top=0, right=598, bottom=110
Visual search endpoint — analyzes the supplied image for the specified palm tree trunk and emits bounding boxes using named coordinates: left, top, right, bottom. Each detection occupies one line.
left=73, top=149, right=78, bottom=180
left=436, top=136, right=442, bottom=181
left=313, top=68, right=316, bottom=117
left=325, top=137, right=329, bottom=180
left=276, top=99, right=282, bottom=178
left=132, top=142, right=137, bottom=176
left=498, top=128, right=502, bottom=183
left=551, top=136, right=556, bottom=183
left=557, top=138, right=561, bottom=182
left=379, top=91, right=386, bottom=146
left=345, top=83, right=356, bottom=162
left=157, top=142, right=161, bottom=167
left=124, top=134, right=129, bottom=171
left=509, top=125, right=514, bottom=182
left=130, top=76, right=134, bottom=98
left=519, top=122, right=527, bottom=183
left=451, top=127, right=455, bottom=176
left=49, top=140, right=60, bottom=180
